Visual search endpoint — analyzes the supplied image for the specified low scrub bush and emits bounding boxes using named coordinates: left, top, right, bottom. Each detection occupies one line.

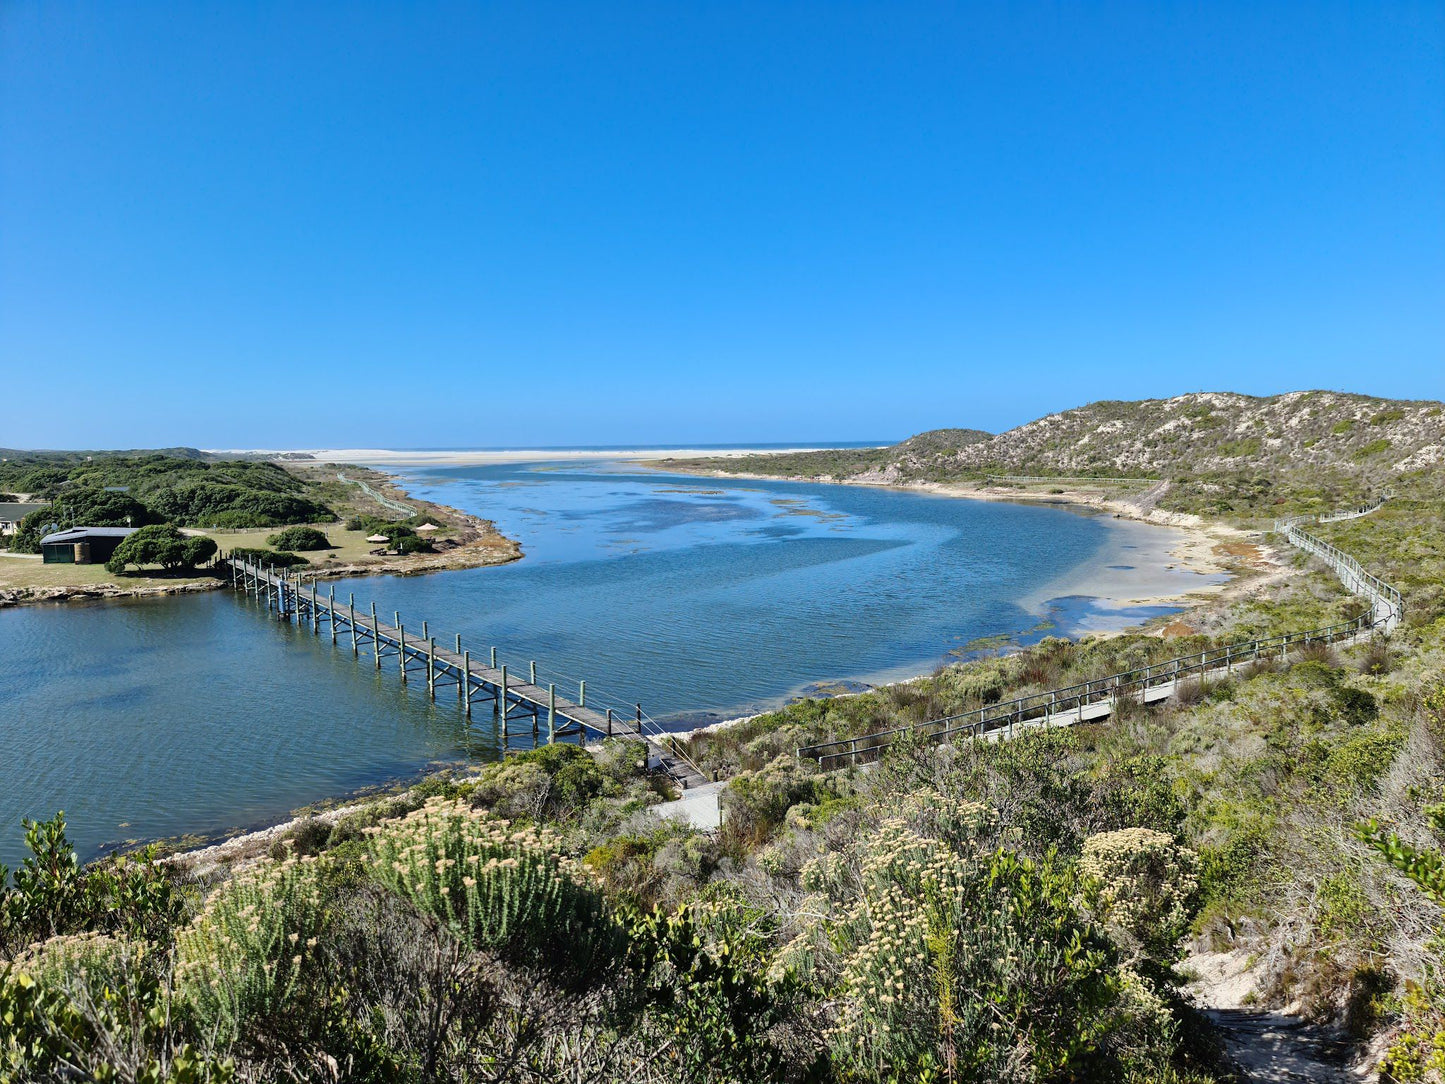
left=265, top=525, right=331, bottom=551
left=226, top=546, right=309, bottom=569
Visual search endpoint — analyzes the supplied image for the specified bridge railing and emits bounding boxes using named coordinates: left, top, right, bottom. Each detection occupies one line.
left=798, top=498, right=1401, bottom=769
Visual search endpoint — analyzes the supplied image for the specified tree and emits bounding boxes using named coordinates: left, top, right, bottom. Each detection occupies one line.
left=182, top=535, right=218, bottom=568
left=105, top=524, right=213, bottom=575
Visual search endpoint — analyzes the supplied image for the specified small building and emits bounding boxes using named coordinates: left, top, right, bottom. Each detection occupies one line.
left=40, top=526, right=138, bottom=565
left=0, top=502, right=46, bottom=536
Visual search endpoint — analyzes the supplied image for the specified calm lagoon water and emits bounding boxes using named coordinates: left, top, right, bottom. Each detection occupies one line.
left=0, top=460, right=1209, bottom=867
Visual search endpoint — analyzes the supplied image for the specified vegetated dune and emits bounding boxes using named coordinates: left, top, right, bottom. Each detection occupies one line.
left=672, top=390, right=1445, bottom=516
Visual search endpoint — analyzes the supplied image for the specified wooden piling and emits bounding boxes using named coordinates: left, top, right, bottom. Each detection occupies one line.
left=427, top=638, right=436, bottom=700
left=398, top=625, right=407, bottom=682
left=462, top=651, right=472, bottom=716
left=371, top=602, right=380, bottom=668
left=548, top=684, right=556, bottom=743
left=500, top=665, right=508, bottom=727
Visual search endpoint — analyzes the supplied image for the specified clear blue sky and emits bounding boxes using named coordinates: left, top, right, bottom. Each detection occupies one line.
left=2, top=3, right=1442, bottom=449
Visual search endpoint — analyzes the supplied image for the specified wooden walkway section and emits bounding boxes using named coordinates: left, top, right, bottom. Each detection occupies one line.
left=221, top=555, right=707, bottom=788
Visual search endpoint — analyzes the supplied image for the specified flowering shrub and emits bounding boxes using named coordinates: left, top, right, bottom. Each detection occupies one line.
left=363, top=797, right=618, bottom=985
left=1079, top=828, right=1200, bottom=961
left=12, top=929, right=136, bottom=1005
left=174, top=855, right=328, bottom=1043
left=781, top=793, right=1121, bottom=1082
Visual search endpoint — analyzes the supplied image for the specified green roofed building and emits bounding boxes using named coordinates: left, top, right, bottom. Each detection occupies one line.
left=39, top=526, right=137, bottom=564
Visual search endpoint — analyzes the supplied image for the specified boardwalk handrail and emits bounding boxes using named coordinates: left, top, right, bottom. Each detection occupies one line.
left=337, top=472, right=416, bottom=517
left=797, top=498, right=1402, bottom=769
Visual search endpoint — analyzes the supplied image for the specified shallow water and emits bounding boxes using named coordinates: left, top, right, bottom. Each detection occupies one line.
left=0, top=460, right=1218, bottom=867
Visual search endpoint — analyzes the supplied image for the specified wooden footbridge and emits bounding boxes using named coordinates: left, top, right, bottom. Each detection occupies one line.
left=221, top=555, right=708, bottom=788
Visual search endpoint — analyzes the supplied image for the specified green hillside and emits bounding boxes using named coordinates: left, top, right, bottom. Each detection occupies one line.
left=666, top=391, right=1445, bottom=517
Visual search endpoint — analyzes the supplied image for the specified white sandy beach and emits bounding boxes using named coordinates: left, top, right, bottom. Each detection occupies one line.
left=208, top=446, right=843, bottom=466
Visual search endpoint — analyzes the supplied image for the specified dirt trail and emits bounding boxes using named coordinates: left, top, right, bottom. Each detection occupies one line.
left=1186, top=950, right=1364, bottom=1083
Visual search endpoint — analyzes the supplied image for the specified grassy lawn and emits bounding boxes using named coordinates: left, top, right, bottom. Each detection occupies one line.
left=0, top=553, right=214, bottom=592
left=200, top=523, right=389, bottom=567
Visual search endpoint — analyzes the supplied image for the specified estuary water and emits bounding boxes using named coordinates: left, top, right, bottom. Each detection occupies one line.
left=0, top=459, right=1217, bottom=868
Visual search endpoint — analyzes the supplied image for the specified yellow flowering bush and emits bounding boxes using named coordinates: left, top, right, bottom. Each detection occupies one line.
left=11, top=929, right=136, bottom=998
left=175, top=855, right=328, bottom=1043
left=782, top=793, right=1121, bottom=1082
left=1079, top=828, right=1200, bottom=960
left=363, top=797, right=618, bottom=984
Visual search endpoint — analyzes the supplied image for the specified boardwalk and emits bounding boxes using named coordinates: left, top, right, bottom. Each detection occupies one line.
left=799, top=498, right=1402, bottom=769
left=221, top=555, right=707, bottom=788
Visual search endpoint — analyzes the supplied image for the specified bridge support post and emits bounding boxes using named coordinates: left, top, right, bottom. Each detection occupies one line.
left=398, top=625, right=407, bottom=682
left=500, top=665, right=508, bottom=729
left=579, top=680, right=586, bottom=708
left=427, top=638, right=436, bottom=700
left=463, top=651, right=472, bottom=716
left=329, top=588, right=336, bottom=643
left=311, top=582, right=319, bottom=633
left=530, top=660, right=536, bottom=685
left=372, top=603, right=381, bottom=669
left=548, top=684, right=556, bottom=743
left=490, top=646, right=497, bottom=668
left=349, top=595, right=357, bottom=655
left=606, top=708, right=613, bottom=736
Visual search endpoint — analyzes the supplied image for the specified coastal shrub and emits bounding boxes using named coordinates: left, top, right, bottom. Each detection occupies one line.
left=225, top=546, right=309, bottom=569
left=394, top=533, right=434, bottom=554
left=624, top=903, right=790, bottom=1082
left=174, top=855, right=329, bottom=1044
left=1091, top=756, right=1188, bottom=836
left=265, top=525, right=331, bottom=551
left=0, top=962, right=230, bottom=1084
left=1079, top=828, right=1200, bottom=962
left=470, top=742, right=608, bottom=820
left=363, top=797, right=620, bottom=986
left=779, top=796, right=1124, bottom=1082
left=0, top=813, right=189, bottom=955
left=721, top=755, right=830, bottom=846
left=1331, top=685, right=1379, bottom=727
left=11, top=930, right=137, bottom=1007
left=49, top=488, right=160, bottom=531
left=148, top=481, right=332, bottom=528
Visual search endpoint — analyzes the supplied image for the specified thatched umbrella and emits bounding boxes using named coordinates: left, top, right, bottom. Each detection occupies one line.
left=414, top=522, right=441, bottom=533
left=366, top=534, right=389, bottom=543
